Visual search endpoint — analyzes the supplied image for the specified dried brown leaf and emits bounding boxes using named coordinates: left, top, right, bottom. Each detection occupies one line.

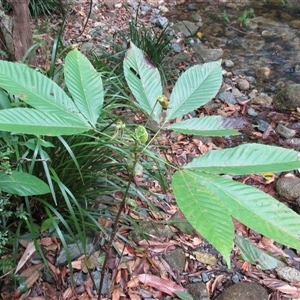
left=137, top=273, right=186, bottom=296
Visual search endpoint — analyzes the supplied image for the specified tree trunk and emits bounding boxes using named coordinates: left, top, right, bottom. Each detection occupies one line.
left=8, top=0, right=36, bottom=64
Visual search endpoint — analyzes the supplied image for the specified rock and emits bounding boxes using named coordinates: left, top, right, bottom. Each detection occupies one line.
left=255, top=119, right=271, bottom=132
left=215, top=282, right=268, bottom=300
left=218, top=91, right=236, bottom=105
left=156, top=16, right=169, bottom=29
left=201, top=272, right=209, bottom=283
left=247, top=107, right=258, bottom=117
left=171, top=43, right=182, bottom=53
left=192, top=13, right=202, bottom=22
left=172, top=52, right=190, bottom=64
left=286, top=137, right=300, bottom=150
left=187, top=3, right=197, bottom=10
left=236, top=78, right=250, bottom=91
left=261, top=30, right=278, bottom=40
left=275, top=177, right=300, bottom=199
left=245, top=76, right=256, bottom=85
left=231, top=273, right=242, bottom=284
left=250, top=95, right=273, bottom=106
left=283, top=248, right=300, bottom=269
left=173, top=21, right=198, bottom=37
left=163, top=248, right=185, bottom=272
left=276, top=266, right=300, bottom=282
left=129, top=221, right=174, bottom=244
left=56, top=239, right=98, bottom=267
left=224, top=59, right=234, bottom=68
left=264, top=86, right=277, bottom=93
left=231, top=88, right=243, bottom=98
left=103, top=0, right=120, bottom=9
left=91, top=271, right=111, bottom=295
left=255, top=66, right=271, bottom=80
left=158, top=5, right=169, bottom=13
left=290, top=20, right=300, bottom=29
left=275, top=123, right=296, bottom=138
left=186, top=282, right=209, bottom=300
left=273, top=84, right=300, bottom=110
left=249, top=89, right=258, bottom=99
left=193, top=44, right=223, bottom=62
left=73, top=272, right=86, bottom=286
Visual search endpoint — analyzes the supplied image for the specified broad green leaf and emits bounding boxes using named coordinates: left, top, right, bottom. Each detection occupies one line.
left=0, top=170, right=50, bottom=196
left=64, top=49, right=103, bottom=126
left=168, top=116, right=240, bottom=136
left=0, top=61, right=86, bottom=124
left=235, top=235, right=286, bottom=270
left=192, top=172, right=300, bottom=251
left=0, top=108, right=90, bottom=136
left=124, top=42, right=162, bottom=123
left=184, top=143, right=300, bottom=175
left=0, top=89, right=10, bottom=109
left=165, top=61, right=222, bottom=123
left=174, top=291, right=193, bottom=300
left=172, top=170, right=234, bottom=265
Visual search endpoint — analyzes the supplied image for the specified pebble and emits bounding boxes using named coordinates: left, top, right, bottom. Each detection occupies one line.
left=231, top=273, right=241, bottom=284
left=186, top=282, right=209, bottom=300
left=255, top=66, right=271, bottom=80
left=224, top=59, right=234, bottom=68
left=215, top=282, right=268, bottom=300
left=231, top=88, right=243, bottom=98
left=163, top=248, right=185, bottom=272
left=247, top=107, right=258, bottom=117
left=276, top=177, right=300, bottom=199
left=218, top=91, right=237, bottom=104
left=275, top=123, right=296, bottom=138
left=250, top=95, right=273, bottom=106
left=236, top=78, right=250, bottom=91
left=286, top=137, right=300, bottom=149
left=171, top=43, right=182, bottom=53
left=201, top=272, right=209, bottom=283
left=255, top=119, right=271, bottom=132
left=276, top=266, right=300, bottom=282
left=187, top=3, right=197, bottom=10
left=156, top=16, right=169, bottom=28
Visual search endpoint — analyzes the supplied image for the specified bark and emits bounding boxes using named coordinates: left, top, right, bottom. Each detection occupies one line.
left=8, top=0, right=36, bottom=64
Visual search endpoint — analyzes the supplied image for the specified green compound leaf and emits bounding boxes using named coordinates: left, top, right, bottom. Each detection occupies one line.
left=165, top=61, right=222, bottom=123
left=64, top=49, right=103, bottom=126
left=0, top=60, right=86, bottom=123
left=0, top=108, right=90, bottom=136
left=184, top=144, right=300, bottom=175
left=168, top=116, right=240, bottom=136
left=172, top=169, right=234, bottom=266
left=124, top=42, right=162, bottom=123
left=192, top=172, right=300, bottom=252
left=235, top=234, right=286, bottom=270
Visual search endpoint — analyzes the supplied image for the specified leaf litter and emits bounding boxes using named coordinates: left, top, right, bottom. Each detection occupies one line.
left=3, top=1, right=300, bottom=299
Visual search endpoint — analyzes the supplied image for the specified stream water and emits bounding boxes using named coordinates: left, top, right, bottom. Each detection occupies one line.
left=168, top=0, right=300, bottom=91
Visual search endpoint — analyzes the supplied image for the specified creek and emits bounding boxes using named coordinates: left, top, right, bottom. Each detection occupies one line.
left=167, top=0, right=300, bottom=91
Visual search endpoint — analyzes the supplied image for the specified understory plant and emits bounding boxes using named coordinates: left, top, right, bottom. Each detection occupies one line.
left=0, top=42, right=300, bottom=283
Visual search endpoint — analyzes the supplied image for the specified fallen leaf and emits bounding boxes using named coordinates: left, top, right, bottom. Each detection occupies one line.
left=16, top=241, right=38, bottom=274
left=137, top=273, right=186, bottom=296
left=193, top=251, right=217, bottom=265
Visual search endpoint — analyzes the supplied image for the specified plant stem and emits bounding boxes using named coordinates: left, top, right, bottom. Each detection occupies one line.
left=97, top=151, right=138, bottom=300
